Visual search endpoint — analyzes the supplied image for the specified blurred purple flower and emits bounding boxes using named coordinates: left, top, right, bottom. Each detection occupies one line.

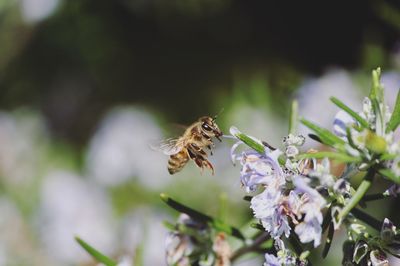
left=333, top=110, right=356, bottom=138
left=165, top=232, right=192, bottom=266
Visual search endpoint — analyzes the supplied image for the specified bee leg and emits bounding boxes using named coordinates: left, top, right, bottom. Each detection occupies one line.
left=207, top=145, right=213, bottom=155
left=188, top=145, right=205, bottom=169
left=188, top=145, right=214, bottom=174
left=189, top=144, right=207, bottom=156
left=202, top=159, right=214, bottom=175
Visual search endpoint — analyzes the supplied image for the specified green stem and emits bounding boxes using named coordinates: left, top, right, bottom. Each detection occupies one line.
left=230, top=232, right=270, bottom=262
left=338, top=170, right=375, bottom=220
left=362, top=193, right=388, bottom=202
left=351, top=208, right=382, bottom=231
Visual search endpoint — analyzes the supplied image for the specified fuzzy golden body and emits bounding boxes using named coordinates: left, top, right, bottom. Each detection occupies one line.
left=161, top=116, right=223, bottom=175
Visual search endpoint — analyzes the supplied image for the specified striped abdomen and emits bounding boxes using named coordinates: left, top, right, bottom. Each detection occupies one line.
left=168, top=149, right=189, bottom=174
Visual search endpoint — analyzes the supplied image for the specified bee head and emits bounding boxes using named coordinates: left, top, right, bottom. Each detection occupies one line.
left=199, top=116, right=223, bottom=141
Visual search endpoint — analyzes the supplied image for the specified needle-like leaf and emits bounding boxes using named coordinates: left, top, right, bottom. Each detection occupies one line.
left=386, top=89, right=400, bottom=133
left=75, top=236, right=117, bottom=266
left=330, top=97, right=369, bottom=128
left=301, top=118, right=346, bottom=147
left=160, top=193, right=245, bottom=240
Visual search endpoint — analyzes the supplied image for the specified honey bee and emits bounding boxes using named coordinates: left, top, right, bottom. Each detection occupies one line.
left=158, top=116, right=223, bottom=175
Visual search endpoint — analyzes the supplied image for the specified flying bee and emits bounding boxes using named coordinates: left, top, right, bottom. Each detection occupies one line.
left=158, top=116, right=223, bottom=175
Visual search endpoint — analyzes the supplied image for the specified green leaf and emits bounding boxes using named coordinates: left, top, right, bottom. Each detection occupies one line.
left=217, top=193, right=228, bottom=221
left=322, top=223, right=334, bottom=258
left=160, top=193, right=212, bottom=223
left=230, top=127, right=265, bottom=154
left=162, top=221, right=176, bottom=231
left=370, top=67, right=383, bottom=101
left=330, top=97, right=369, bottom=128
left=380, top=153, right=397, bottom=161
left=371, top=98, right=385, bottom=136
left=134, top=242, right=144, bottom=266
left=379, top=169, right=400, bottom=184
left=289, top=100, right=299, bottom=134
left=75, top=237, right=117, bottom=266
left=250, top=223, right=264, bottom=231
left=160, top=193, right=245, bottom=240
left=386, top=89, right=400, bottom=133
left=301, top=118, right=346, bottom=147
left=297, top=151, right=362, bottom=163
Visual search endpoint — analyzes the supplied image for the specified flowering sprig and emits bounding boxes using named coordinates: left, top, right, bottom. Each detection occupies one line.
left=224, top=68, right=400, bottom=265
left=230, top=125, right=326, bottom=261
left=75, top=67, right=400, bottom=266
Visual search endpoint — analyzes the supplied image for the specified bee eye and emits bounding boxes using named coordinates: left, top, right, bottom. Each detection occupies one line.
left=202, top=123, right=212, bottom=131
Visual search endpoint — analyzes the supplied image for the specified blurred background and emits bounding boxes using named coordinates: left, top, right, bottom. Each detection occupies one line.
left=0, top=0, right=400, bottom=265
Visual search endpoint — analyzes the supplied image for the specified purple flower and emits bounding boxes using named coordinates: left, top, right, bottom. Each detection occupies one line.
left=165, top=214, right=211, bottom=266
left=264, top=239, right=297, bottom=266
left=230, top=129, right=284, bottom=193
left=264, top=253, right=281, bottom=266
left=251, top=190, right=291, bottom=238
left=293, top=176, right=326, bottom=247
left=294, top=219, right=323, bottom=248
left=238, top=151, right=285, bottom=193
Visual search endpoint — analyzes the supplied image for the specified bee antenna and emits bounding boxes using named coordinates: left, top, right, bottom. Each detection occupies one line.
left=213, top=108, right=224, bottom=121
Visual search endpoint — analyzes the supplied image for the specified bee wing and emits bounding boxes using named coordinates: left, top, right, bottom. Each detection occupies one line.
left=150, top=138, right=185, bottom=155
